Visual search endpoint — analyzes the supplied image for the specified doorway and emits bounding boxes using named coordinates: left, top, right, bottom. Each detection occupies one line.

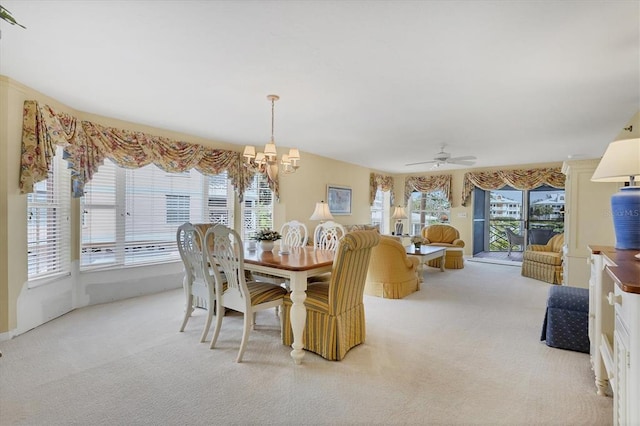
left=472, top=185, right=564, bottom=263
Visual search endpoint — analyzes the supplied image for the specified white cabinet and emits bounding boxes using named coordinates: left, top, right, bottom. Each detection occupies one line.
left=589, top=246, right=640, bottom=426
left=562, top=161, right=617, bottom=288
left=588, top=248, right=615, bottom=396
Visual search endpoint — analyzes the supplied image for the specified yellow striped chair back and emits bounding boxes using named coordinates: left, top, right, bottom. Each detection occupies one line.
left=282, top=230, right=380, bottom=360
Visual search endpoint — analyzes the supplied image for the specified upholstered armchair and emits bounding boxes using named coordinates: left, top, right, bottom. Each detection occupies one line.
left=365, top=235, right=420, bottom=299
left=281, top=230, right=380, bottom=360
left=421, top=224, right=465, bottom=269
left=521, top=233, right=564, bottom=284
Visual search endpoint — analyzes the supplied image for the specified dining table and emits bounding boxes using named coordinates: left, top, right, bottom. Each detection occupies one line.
left=243, top=245, right=335, bottom=364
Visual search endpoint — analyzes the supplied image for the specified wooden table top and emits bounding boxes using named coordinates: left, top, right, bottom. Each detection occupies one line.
left=243, top=246, right=334, bottom=272
left=589, top=245, right=640, bottom=294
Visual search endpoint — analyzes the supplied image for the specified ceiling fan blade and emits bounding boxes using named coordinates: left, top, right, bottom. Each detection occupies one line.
left=448, top=159, right=476, bottom=166
left=405, top=160, right=438, bottom=166
left=448, top=155, right=477, bottom=162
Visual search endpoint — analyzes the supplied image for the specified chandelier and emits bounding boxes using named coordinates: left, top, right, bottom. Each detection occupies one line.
left=243, top=94, right=300, bottom=178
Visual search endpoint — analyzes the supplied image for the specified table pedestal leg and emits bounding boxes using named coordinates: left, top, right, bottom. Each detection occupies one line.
left=288, top=271, right=307, bottom=364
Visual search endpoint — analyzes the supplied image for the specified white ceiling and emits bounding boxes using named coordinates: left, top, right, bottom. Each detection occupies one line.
left=1, top=1, right=638, bottom=173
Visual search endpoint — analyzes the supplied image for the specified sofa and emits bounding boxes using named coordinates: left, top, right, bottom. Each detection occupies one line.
left=421, top=224, right=465, bottom=269
left=364, top=235, right=420, bottom=299
left=521, top=233, right=564, bottom=284
left=344, top=224, right=380, bottom=233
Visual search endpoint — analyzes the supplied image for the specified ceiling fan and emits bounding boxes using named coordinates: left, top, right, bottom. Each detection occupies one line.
left=405, top=145, right=477, bottom=168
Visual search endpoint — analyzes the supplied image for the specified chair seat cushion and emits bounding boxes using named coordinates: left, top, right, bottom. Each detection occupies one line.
left=284, top=283, right=330, bottom=313
left=246, top=282, right=287, bottom=306
left=523, top=250, right=562, bottom=265
left=546, top=285, right=588, bottom=312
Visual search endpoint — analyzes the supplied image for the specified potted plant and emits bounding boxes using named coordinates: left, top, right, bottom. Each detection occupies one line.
left=411, top=235, right=427, bottom=249
left=253, top=229, right=282, bottom=251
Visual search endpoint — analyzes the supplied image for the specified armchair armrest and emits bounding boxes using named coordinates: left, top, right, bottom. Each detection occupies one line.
left=528, top=244, right=549, bottom=252
left=408, top=256, right=420, bottom=270
left=452, top=239, right=465, bottom=248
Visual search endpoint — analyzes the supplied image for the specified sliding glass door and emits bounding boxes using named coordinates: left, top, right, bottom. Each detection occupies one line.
left=473, top=185, right=564, bottom=258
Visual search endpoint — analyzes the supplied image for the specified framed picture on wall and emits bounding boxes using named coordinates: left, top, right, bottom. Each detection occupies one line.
left=327, top=185, right=352, bottom=215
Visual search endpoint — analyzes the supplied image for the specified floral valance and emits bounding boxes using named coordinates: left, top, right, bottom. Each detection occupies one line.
left=19, top=101, right=270, bottom=201
left=461, top=168, right=565, bottom=206
left=404, top=175, right=452, bottom=205
left=369, top=173, right=395, bottom=206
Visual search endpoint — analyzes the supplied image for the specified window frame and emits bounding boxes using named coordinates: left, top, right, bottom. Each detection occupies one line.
left=26, top=146, right=71, bottom=285
left=80, top=162, right=235, bottom=271
left=408, top=190, right=451, bottom=236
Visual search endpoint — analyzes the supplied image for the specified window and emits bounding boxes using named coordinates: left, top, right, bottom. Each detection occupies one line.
left=408, top=190, right=450, bottom=235
left=166, top=195, right=190, bottom=224
left=207, top=172, right=234, bottom=226
left=27, top=146, right=71, bottom=281
left=81, top=162, right=234, bottom=269
left=242, top=173, right=273, bottom=242
left=370, top=189, right=391, bottom=234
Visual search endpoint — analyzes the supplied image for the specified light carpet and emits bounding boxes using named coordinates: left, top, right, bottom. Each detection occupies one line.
left=0, top=261, right=612, bottom=425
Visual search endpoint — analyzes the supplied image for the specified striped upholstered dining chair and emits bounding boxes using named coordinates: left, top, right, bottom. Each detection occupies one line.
left=281, top=230, right=380, bottom=360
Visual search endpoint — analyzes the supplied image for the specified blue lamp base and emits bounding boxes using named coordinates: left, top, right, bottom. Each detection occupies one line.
left=611, top=186, right=640, bottom=250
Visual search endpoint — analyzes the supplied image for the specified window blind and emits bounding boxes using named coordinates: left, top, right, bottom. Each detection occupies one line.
left=27, top=146, right=71, bottom=281
left=81, top=162, right=234, bottom=270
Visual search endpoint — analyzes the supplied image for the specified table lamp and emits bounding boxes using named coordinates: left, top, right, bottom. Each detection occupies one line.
left=392, top=206, right=408, bottom=236
left=309, top=201, right=334, bottom=222
left=591, top=137, right=640, bottom=250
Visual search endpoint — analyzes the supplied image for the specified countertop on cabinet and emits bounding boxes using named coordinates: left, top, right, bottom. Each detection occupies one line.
left=588, top=245, right=640, bottom=294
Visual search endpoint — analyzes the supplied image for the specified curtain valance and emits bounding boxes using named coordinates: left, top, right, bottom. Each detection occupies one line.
left=369, top=173, right=395, bottom=206
left=19, top=101, right=266, bottom=201
left=404, top=175, right=452, bottom=205
left=461, top=168, right=565, bottom=206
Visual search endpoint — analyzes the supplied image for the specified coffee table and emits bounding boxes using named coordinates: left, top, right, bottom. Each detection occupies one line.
left=406, top=245, right=446, bottom=285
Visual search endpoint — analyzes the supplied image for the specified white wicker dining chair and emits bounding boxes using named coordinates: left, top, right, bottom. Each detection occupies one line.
left=204, top=225, right=287, bottom=362
left=176, top=222, right=217, bottom=343
left=280, top=220, right=309, bottom=249
left=313, top=221, right=346, bottom=251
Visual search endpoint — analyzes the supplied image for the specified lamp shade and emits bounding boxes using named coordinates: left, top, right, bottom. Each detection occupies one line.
left=591, top=138, right=640, bottom=250
left=392, top=206, right=408, bottom=220
left=243, top=145, right=256, bottom=159
left=263, top=143, right=277, bottom=160
left=591, top=138, right=640, bottom=183
left=309, top=201, right=334, bottom=221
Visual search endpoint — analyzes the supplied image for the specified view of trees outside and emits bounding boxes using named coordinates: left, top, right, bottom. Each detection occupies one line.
left=408, top=190, right=450, bottom=236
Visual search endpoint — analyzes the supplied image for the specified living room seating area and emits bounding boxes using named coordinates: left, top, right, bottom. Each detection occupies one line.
left=421, top=224, right=465, bottom=269
left=521, top=233, right=565, bottom=284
